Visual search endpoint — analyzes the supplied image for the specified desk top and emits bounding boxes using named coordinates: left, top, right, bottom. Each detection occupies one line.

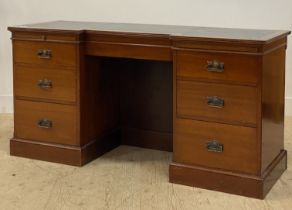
left=8, top=21, right=290, bottom=44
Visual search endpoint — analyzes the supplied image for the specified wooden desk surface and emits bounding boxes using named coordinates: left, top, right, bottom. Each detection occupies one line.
left=8, top=20, right=290, bottom=44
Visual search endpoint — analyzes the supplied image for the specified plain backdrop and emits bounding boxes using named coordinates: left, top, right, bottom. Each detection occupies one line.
left=0, top=0, right=292, bottom=114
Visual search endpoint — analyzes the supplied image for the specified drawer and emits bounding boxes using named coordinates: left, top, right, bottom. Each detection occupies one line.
left=176, top=51, right=259, bottom=84
left=14, top=100, right=77, bottom=145
left=14, top=65, right=76, bottom=102
left=173, top=118, right=258, bottom=174
left=177, top=80, right=257, bottom=125
left=13, top=40, right=77, bottom=68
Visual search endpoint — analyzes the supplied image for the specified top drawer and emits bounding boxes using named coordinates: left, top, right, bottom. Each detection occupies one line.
left=176, top=51, right=260, bottom=84
left=13, top=40, right=77, bottom=68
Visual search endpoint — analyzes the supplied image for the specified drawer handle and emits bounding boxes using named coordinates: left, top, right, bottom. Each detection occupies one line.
left=207, top=96, right=224, bottom=108
left=38, top=79, right=52, bottom=90
left=37, top=119, right=53, bottom=129
left=37, top=49, right=52, bottom=59
left=207, top=60, right=224, bottom=72
left=207, top=140, right=224, bottom=153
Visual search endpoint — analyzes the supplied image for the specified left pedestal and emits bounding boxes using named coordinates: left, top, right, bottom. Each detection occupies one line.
left=9, top=30, right=119, bottom=166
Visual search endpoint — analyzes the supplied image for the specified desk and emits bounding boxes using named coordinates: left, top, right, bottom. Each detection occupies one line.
left=8, top=21, right=290, bottom=198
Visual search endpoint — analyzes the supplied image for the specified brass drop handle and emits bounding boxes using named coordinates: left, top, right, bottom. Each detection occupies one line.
left=38, top=119, right=53, bottom=129
left=37, top=49, right=52, bottom=59
left=38, top=79, right=52, bottom=90
left=207, top=60, right=224, bottom=72
left=207, top=140, right=224, bottom=153
left=207, top=96, right=224, bottom=108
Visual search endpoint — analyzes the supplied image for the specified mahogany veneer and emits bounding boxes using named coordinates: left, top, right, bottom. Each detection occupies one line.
left=8, top=21, right=290, bottom=199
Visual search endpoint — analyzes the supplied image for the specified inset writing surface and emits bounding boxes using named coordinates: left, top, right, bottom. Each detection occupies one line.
left=9, top=20, right=290, bottom=43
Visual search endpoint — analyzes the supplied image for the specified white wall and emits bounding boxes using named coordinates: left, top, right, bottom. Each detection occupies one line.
left=1, top=0, right=292, bottom=114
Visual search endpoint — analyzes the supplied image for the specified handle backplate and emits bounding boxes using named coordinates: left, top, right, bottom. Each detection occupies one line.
left=207, top=96, right=224, bottom=108
left=38, top=79, right=52, bottom=90
left=207, top=60, right=224, bottom=72
left=37, top=49, right=52, bottom=59
left=37, top=119, right=53, bottom=129
left=207, top=140, right=224, bottom=153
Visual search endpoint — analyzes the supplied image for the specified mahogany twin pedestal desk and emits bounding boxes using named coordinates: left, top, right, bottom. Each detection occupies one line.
left=8, top=21, right=290, bottom=198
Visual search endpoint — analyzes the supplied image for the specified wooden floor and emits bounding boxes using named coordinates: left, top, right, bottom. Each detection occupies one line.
left=0, top=114, right=292, bottom=210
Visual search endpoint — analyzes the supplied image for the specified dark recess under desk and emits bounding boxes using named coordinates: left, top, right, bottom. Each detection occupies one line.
left=84, top=56, right=173, bottom=151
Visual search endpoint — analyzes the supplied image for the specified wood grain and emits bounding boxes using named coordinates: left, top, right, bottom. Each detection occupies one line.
left=10, top=138, right=82, bottom=166
left=13, top=40, right=77, bottom=68
left=170, top=149, right=287, bottom=199
left=8, top=20, right=290, bottom=44
left=121, top=127, right=172, bottom=152
left=176, top=50, right=260, bottom=85
left=85, top=41, right=172, bottom=61
left=176, top=80, right=258, bottom=126
left=261, top=46, right=286, bottom=172
left=14, top=100, right=77, bottom=145
left=14, top=65, right=76, bottom=103
left=117, top=58, right=173, bottom=135
left=79, top=56, right=120, bottom=146
left=173, top=118, right=258, bottom=174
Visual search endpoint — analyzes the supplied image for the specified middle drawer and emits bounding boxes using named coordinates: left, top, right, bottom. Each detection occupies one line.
left=177, top=80, right=257, bottom=126
left=14, top=65, right=76, bottom=103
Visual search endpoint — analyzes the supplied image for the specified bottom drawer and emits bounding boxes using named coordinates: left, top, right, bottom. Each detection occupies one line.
left=14, top=100, right=77, bottom=145
left=173, top=118, right=258, bottom=174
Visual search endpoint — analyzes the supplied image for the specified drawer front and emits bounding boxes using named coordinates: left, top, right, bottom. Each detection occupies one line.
left=13, top=40, right=77, bottom=68
left=177, top=80, right=257, bottom=125
left=14, top=100, right=77, bottom=145
left=14, top=65, right=76, bottom=102
left=176, top=51, right=259, bottom=84
left=173, top=118, right=258, bottom=174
